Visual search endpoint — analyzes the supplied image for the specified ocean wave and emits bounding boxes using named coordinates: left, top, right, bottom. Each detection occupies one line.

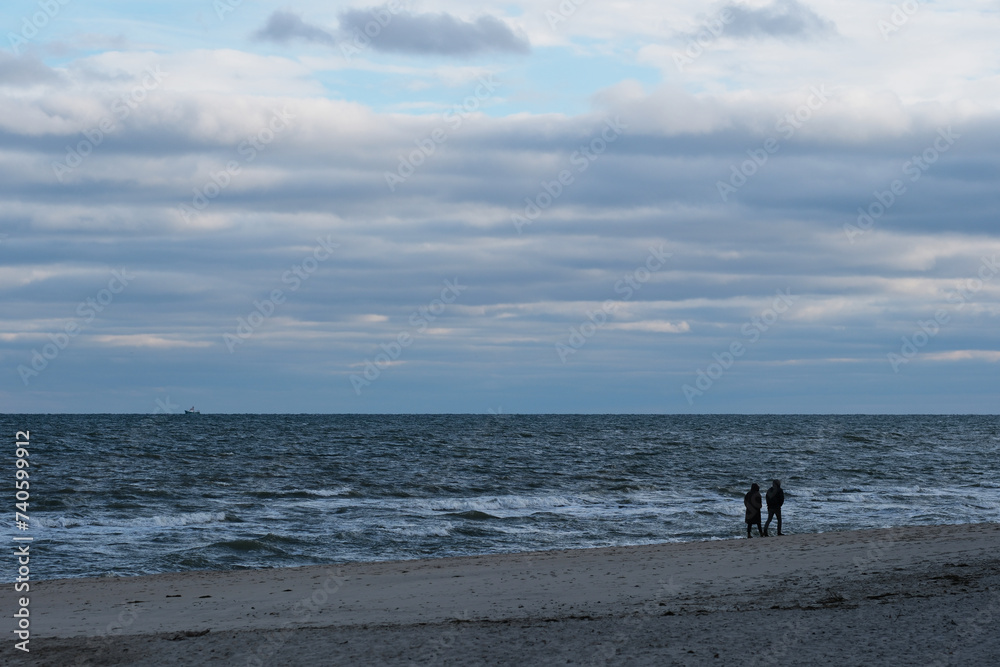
left=249, top=487, right=356, bottom=499
left=394, top=524, right=452, bottom=538
left=418, top=494, right=594, bottom=514
left=442, top=510, right=501, bottom=520
left=10, top=414, right=1000, bottom=581
left=36, top=511, right=228, bottom=529
left=207, top=534, right=303, bottom=554
left=304, top=487, right=356, bottom=497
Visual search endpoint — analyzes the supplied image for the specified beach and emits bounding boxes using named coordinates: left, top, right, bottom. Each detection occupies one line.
left=6, top=522, right=999, bottom=665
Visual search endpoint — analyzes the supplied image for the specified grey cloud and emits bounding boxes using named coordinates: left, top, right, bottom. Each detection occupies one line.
left=253, top=10, right=337, bottom=46
left=0, top=52, right=61, bottom=86
left=4, top=86, right=998, bottom=413
left=252, top=8, right=529, bottom=56
left=337, top=9, right=529, bottom=55
left=720, top=0, right=836, bottom=39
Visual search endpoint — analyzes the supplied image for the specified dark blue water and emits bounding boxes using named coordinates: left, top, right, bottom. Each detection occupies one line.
left=2, top=415, right=998, bottom=581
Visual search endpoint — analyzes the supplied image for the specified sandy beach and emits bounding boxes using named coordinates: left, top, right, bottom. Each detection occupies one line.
left=6, top=522, right=999, bottom=665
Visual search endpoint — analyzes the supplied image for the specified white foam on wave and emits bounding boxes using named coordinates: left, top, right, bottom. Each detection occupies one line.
left=395, top=524, right=452, bottom=538
left=35, top=511, right=227, bottom=530
left=301, top=487, right=353, bottom=497
left=415, top=494, right=596, bottom=516
left=394, top=491, right=733, bottom=521
left=35, top=516, right=85, bottom=529
left=114, top=511, right=227, bottom=528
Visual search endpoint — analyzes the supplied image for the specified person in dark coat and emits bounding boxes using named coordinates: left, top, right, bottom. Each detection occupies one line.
left=744, top=483, right=763, bottom=538
left=764, top=479, right=784, bottom=536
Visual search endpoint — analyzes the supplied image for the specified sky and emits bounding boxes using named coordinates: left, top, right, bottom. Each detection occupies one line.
left=1, top=0, right=999, bottom=414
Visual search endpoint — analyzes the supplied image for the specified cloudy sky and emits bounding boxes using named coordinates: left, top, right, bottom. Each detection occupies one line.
left=2, top=0, right=998, bottom=414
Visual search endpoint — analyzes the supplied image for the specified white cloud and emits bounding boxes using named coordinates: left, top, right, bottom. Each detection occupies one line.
left=608, top=320, right=690, bottom=333
left=923, top=350, right=1000, bottom=363
left=92, top=335, right=213, bottom=349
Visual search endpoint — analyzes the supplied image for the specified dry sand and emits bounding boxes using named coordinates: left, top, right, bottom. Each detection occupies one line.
left=5, top=522, right=999, bottom=665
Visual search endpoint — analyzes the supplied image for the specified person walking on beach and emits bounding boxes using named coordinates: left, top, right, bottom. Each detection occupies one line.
left=763, top=479, right=784, bottom=536
left=744, top=483, right=763, bottom=538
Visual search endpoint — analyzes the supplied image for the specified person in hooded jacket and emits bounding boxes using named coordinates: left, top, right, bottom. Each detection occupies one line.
left=744, top=483, right=763, bottom=538
left=764, top=479, right=784, bottom=536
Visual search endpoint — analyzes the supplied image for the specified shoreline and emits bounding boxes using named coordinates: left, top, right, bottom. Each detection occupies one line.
left=16, top=518, right=991, bottom=587
left=6, top=522, right=1000, bottom=665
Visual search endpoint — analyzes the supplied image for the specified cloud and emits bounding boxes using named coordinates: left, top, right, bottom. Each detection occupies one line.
left=338, top=9, right=529, bottom=55
left=253, top=8, right=530, bottom=56
left=3, top=13, right=1000, bottom=413
left=923, top=350, right=1000, bottom=363
left=92, top=335, right=213, bottom=349
left=720, top=0, right=836, bottom=40
left=0, top=52, right=61, bottom=86
left=608, top=321, right=691, bottom=334
left=253, top=11, right=337, bottom=47
left=44, top=33, right=135, bottom=58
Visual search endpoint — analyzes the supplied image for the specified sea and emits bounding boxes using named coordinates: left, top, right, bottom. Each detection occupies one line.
left=2, top=414, right=998, bottom=581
